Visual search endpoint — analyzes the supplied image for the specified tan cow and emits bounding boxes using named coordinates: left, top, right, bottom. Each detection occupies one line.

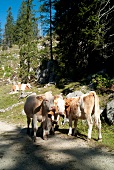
left=64, top=91, right=102, bottom=141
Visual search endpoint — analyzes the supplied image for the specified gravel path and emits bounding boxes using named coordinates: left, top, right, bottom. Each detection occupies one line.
left=0, top=121, right=114, bottom=170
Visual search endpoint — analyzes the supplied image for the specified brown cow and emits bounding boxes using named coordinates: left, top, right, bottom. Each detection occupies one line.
left=64, top=91, right=102, bottom=141
left=24, top=91, right=55, bottom=142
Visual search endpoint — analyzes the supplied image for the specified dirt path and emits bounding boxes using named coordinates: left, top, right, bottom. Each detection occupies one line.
left=0, top=121, right=114, bottom=170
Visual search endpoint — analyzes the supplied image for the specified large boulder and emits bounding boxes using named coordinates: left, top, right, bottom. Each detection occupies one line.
left=101, top=99, right=114, bottom=125
left=36, top=60, right=57, bottom=84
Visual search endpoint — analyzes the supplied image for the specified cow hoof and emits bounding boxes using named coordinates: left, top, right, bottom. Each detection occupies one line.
left=50, top=130, right=55, bottom=135
left=87, top=138, right=91, bottom=142
left=98, top=138, right=102, bottom=142
left=43, top=135, right=48, bottom=140
left=73, top=132, right=77, bottom=137
left=55, top=125, right=59, bottom=130
left=68, top=133, right=72, bottom=136
left=33, top=138, right=36, bottom=143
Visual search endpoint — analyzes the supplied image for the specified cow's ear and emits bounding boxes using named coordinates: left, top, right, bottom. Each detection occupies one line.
left=36, top=96, right=44, bottom=101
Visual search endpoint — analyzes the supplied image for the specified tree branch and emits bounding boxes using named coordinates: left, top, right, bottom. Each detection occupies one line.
left=99, top=6, right=114, bottom=20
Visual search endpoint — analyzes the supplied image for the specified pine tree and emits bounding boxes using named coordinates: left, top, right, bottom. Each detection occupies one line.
left=53, top=0, right=114, bottom=80
left=38, top=0, right=52, bottom=35
left=14, top=0, right=38, bottom=46
left=19, top=41, right=39, bottom=83
left=98, top=0, right=114, bottom=75
left=4, top=7, right=14, bottom=48
left=15, top=0, right=39, bottom=83
left=14, top=1, right=27, bottom=45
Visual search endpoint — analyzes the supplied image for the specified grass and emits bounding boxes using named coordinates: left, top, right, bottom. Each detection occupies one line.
left=0, top=84, right=20, bottom=109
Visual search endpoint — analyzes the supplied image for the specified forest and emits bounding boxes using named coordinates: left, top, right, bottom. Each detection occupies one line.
left=0, top=0, right=114, bottom=87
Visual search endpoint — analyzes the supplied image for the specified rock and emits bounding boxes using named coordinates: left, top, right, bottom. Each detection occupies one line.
left=19, top=92, right=33, bottom=99
left=101, top=99, right=114, bottom=125
left=106, top=100, right=114, bottom=125
left=36, top=60, right=58, bottom=84
left=66, top=91, right=84, bottom=98
left=0, top=102, right=24, bottom=113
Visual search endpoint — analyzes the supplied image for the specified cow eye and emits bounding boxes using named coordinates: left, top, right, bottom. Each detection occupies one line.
left=44, top=99, right=49, bottom=102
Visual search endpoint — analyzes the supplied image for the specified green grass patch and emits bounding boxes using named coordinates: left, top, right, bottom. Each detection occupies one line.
left=0, top=104, right=26, bottom=127
left=77, top=121, right=114, bottom=149
left=0, top=84, right=20, bottom=109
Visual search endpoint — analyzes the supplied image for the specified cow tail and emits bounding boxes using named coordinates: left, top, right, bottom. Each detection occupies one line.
left=93, top=91, right=100, bottom=126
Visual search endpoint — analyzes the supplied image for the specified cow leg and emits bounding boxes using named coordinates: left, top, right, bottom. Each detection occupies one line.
left=94, top=113, right=102, bottom=141
left=42, top=116, right=48, bottom=140
left=98, top=120, right=102, bottom=141
left=55, top=114, right=60, bottom=130
left=43, top=124, right=47, bottom=140
left=73, top=119, right=78, bottom=136
left=33, top=115, right=37, bottom=142
left=27, top=116, right=31, bottom=135
left=31, top=119, right=34, bottom=136
left=51, top=121, right=55, bottom=135
left=95, top=117, right=102, bottom=141
left=87, top=117, right=93, bottom=140
left=61, top=115, right=69, bottom=125
left=68, top=116, right=72, bottom=136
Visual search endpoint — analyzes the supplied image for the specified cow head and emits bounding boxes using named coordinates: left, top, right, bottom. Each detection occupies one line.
left=70, top=97, right=81, bottom=114
left=54, top=95, right=65, bottom=116
left=64, top=97, right=81, bottom=117
left=43, top=91, right=55, bottom=112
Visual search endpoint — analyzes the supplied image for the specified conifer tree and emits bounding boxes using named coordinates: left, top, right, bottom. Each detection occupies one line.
left=14, top=0, right=38, bottom=46
left=15, top=0, right=39, bottom=83
left=4, top=7, right=14, bottom=48
left=53, top=0, right=114, bottom=80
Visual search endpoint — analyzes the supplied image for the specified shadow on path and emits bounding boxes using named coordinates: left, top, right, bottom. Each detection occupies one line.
left=0, top=122, right=114, bottom=170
